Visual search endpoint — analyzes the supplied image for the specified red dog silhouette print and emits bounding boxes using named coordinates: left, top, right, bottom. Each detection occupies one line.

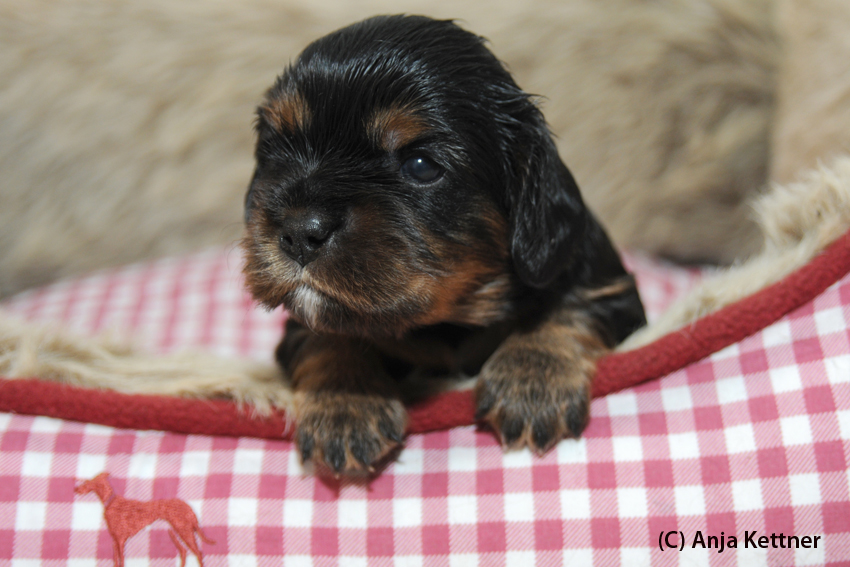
left=75, top=472, right=214, bottom=567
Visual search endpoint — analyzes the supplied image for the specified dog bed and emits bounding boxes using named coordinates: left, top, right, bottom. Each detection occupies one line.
left=2, top=182, right=849, bottom=566
left=4, top=0, right=850, bottom=563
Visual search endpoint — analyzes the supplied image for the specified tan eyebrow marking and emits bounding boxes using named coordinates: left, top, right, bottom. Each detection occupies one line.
left=368, top=105, right=428, bottom=152
left=259, top=91, right=312, bottom=133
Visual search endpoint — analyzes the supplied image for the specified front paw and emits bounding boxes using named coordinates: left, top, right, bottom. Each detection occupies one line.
left=295, top=392, right=407, bottom=474
left=474, top=343, right=593, bottom=453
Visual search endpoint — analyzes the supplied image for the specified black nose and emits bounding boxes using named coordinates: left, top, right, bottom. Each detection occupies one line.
left=279, top=210, right=339, bottom=267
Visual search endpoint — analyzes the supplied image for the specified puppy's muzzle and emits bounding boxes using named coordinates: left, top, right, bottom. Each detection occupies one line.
left=279, top=209, right=340, bottom=267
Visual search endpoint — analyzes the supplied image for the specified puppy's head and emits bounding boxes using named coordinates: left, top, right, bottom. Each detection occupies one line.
left=242, top=15, right=592, bottom=337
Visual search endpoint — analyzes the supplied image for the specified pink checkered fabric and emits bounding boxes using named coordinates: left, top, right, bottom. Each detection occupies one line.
left=1, top=248, right=848, bottom=566
left=1, top=248, right=286, bottom=362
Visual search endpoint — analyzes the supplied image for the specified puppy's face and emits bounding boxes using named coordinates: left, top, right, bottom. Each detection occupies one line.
left=243, top=16, right=592, bottom=338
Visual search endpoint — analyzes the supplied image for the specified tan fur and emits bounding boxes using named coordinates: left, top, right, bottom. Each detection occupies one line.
left=368, top=106, right=428, bottom=153
left=417, top=213, right=511, bottom=328
left=476, top=310, right=605, bottom=452
left=1, top=0, right=780, bottom=299
left=283, top=329, right=407, bottom=471
left=260, top=92, right=312, bottom=134
left=294, top=390, right=407, bottom=473
left=0, top=311, right=288, bottom=415
left=576, top=278, right=638, bottom=302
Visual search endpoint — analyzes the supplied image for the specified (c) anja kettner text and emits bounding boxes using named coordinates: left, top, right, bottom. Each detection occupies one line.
left=659, top=531, right=822, bottom=553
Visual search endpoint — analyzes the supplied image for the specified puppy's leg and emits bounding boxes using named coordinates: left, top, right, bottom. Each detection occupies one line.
left=474, top=307, right=607, bottom=453
left=278, top=320, right=407, bottom=474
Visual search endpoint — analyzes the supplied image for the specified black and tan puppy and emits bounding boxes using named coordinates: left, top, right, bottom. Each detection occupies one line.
left=242, top=15, right=646, bottom=473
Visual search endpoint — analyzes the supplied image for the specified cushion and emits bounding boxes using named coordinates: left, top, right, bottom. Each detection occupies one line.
left=1, top=243, right=848, bottom=565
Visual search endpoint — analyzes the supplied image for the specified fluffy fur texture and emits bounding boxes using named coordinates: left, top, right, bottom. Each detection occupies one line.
left=621, top=154, right=850, bottom=349
left=240, top=16, right=646, bottom=472
left=501, top=0, right=777, bottom=264
left=0, top=314, right=291, bottom=415
left=1, top=0, right=778, bottom=298
left=770, top=0, right=850, bottom=183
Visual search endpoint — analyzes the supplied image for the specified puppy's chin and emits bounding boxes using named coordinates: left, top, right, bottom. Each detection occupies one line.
left=283, top=281, right=399, bottom=337
left=283, top=284, right=416, bottom=337
left=288, top=284, right=325, bottom=330
left=281, top=275, right=460, bottom=338
left=284, top=278, right=515, bottom=339
left=243, top=247, right=513, bottom=338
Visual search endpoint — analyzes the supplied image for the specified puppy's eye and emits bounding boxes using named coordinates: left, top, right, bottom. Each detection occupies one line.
left=401, top=156, right=444, bottom=183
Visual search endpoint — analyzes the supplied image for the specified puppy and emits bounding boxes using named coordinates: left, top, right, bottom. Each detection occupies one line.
left=242, top=15, right=646, bottom=473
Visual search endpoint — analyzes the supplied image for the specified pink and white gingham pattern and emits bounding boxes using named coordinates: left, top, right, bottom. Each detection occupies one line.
left=1, top=248, right=848, bottom=566
left=1, top=248, right=287, bottom=363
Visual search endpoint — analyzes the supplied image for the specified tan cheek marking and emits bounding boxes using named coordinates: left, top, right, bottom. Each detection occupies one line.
left=240, top=209, right=301, bottom=308
left=369, top=106, right=428, bottom=152
left=449, top=275, right=514, bottom=326
left=415, top=210, right=513, bottom=327
left=260, top=92, right=311, bottom=133
left=419, top=257, right=507, bottom=325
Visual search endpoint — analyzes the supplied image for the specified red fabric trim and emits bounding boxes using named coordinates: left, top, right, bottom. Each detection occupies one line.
left=2, top=229, right=849, bottom=439
left=0, top=378, right=291, bottom=439
left=593, top=229, right=850, bottom=398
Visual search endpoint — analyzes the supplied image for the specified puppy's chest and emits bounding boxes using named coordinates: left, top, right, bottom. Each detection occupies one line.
left=376, top=322, right=513, bottom=379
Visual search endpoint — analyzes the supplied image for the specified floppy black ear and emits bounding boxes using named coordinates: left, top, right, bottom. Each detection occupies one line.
left=507, top=125, right=589, bottom=289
